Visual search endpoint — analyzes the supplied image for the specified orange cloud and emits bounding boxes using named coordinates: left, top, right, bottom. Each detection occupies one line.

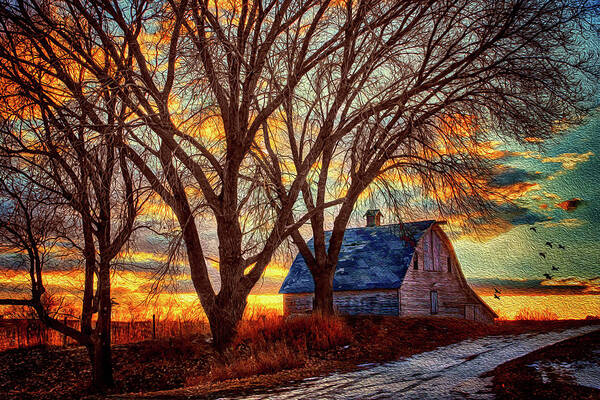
left=540, top=276, right=600, bottom=294
left=556, top=198, right=584, bottom=212
left=540, top=218, right=586, bottom=228
left=524, top=137, right=544, bottom=143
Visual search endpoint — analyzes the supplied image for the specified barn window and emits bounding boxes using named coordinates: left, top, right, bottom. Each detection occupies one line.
left=447, top=256, right=451, bottom=272
left=430, top=291, right=438, bottom=314
left=413, top=253, right=419, bottom=270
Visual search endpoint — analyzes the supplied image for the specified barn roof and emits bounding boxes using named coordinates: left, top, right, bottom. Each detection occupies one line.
left=279, top=220, right=436, bottom=294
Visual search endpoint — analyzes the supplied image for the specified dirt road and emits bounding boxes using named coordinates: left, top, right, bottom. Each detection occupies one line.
left=230, top=325, right=600, bottom=400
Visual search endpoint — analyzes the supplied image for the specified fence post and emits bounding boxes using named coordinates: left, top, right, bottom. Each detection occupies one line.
left=152, top=314, right=156, bottom=339
left=63, top=317, right=68, bottom=347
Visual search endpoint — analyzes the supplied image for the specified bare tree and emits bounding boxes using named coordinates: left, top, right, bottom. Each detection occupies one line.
left=0, top=11, right=147, bottom=387
left=2, top=0, right=596, bottom=351
left=260, top=0, right=600, bottom=314
left=0, top=0, right=381, bottom=349
left=0, top=166, right=73, bottom=318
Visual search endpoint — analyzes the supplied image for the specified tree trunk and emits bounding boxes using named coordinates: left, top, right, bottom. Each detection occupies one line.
left=312, top=268, right=335, bottom=316
left=90, top=257, right=114, bottom=391
left=87, top=336, right=113, bottom=391
left=206, top=294, right=247, bottom=352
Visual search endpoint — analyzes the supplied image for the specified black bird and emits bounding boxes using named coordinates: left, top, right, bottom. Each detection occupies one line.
left=494, top=287, right=501, bottom=294
left=558, top=244, right=566, bottom=249
left=494, top=293, right=501, bottom=300
left=552, top=266, right=559, bottom=271
left=530, top=227, right=537, bottom=232
left=545, top=242, right=553, bottom=248
left=539, top=252, right=546, bottom=259
left=543, top=273, right=553, bottom=279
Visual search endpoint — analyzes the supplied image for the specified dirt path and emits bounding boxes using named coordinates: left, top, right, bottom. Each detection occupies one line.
left=226, top=325, right=600, bottom=400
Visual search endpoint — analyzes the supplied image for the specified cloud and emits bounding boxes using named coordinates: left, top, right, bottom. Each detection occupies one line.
left=556, top=198, right=586, bottom=212
left=524, top=137, right=545, bottom=143
left=468, top=276, right=600, bottom=295
left=457, top=203, right=549, bottom=240
left=496, top=203, right=549, bottom=226
left=540, top=218, right=587, bottom=228
left=541, top=151, right=594, bottom=170
left=540, top=276, right=600, bottom=294
left=543, top=191, right=561, bottom=200
left=490, top=166, right=544, bottom=187
left=505, top=150, right=541, bottom=160
left=504, top=150, right=594, bottom=171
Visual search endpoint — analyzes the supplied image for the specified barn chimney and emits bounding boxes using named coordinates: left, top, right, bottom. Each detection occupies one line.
left=364, top=209, right=383, bottom=227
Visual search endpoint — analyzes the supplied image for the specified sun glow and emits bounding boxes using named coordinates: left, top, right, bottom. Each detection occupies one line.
left=481, top=294, right=600, bottom=320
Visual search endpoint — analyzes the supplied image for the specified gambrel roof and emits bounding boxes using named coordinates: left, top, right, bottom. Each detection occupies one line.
left=279, top=220, right=436, bottom=294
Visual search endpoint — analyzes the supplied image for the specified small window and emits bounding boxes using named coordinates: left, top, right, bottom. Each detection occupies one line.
left=430, top=291, right=438, bottom=314
left=447, top=256, right=452, bottom=272
left=413, top=253, right=419, bottom=270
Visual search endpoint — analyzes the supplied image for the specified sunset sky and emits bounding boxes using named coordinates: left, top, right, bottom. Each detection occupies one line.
left=1, top=7, right=599, bottom=323
left=1, top=111, right=599, bottom=321
left=124, top=110, right=600, bottom=320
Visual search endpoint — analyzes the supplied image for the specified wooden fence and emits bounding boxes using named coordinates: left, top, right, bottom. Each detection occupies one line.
left=0, top=316, right=209, bottom=351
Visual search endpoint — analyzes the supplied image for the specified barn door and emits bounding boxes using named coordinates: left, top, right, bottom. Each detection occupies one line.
left=430, top=291, right=438, bottom=314
left=465, top=304, right=475, bottom=320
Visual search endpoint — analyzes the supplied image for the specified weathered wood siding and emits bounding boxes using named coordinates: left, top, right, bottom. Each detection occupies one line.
left=284, top=289, right=399, bottom=316
left=283, top=224, right=495, bottom=323
left=401, top=226, right=495, bottom=323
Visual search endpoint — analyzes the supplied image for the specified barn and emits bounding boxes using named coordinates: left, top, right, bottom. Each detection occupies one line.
left=279, top=210, right=497, bottom=323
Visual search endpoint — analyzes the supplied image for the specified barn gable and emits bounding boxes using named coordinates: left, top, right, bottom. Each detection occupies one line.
left=280, top=219, right=498, bottom=322
left=279, top=220, right=436, bottom=294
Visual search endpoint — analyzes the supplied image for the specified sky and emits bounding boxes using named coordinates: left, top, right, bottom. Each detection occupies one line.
left=135, top=110, right=600, bottom=320
left=453, top=111, right=600, bottom=318
left=1, top=112, right=599, bottom=321
left=456, top=113, right=599, bottom=289
left=1, top=9, right=600, bottom=322
left=1, top=111, right=599, bottom=320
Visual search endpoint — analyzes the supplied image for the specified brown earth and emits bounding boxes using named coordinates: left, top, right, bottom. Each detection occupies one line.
left=0, top=316, right=598, bottom=400
left=488, top=329, right=600, bottom=399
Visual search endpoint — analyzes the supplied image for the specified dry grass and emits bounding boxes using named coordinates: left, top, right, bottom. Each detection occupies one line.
left=1, top=314, right=598, bottom=400
left=514, top=307, right=559, bottom=321
left=201, top=313, right=352, bottom=383
left=0, top=317, right=211, bottom=350
left=0, top=303, right=276, bottom=351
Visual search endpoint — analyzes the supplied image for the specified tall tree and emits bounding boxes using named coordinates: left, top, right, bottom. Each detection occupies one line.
left=260, top=0, right=600, bottom=314
left=0, top=0, right=398, bottom=348
left=0, top=10, right=146, bottom=386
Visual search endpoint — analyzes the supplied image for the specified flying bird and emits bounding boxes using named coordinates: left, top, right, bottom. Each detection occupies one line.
left=530, top=227, right=537, bottom=232
left=539, top=252, right=546, bottom=259
left=552, top=266, right=559, bottom=271
left=545, top=242, right=553, bottom=248
left=543, top=273, right=553, bottom=279
left=558, top=244, right=565, bottom=249
left=494, top=288, right=501, bottom=294
left=494, top=293, right=501, bottom=300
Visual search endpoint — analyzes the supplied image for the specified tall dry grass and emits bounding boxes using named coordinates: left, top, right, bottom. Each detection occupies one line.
left=203, top=312, right=353, bottom=383
left=0, top=303, right=284, bottom=351
left=0, top=317, right=211, bottom=350
left=514, top=307, right=559, bottom=321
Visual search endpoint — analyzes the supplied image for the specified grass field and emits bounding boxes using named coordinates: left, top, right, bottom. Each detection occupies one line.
left=1, top=311, right=598, bottom=400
